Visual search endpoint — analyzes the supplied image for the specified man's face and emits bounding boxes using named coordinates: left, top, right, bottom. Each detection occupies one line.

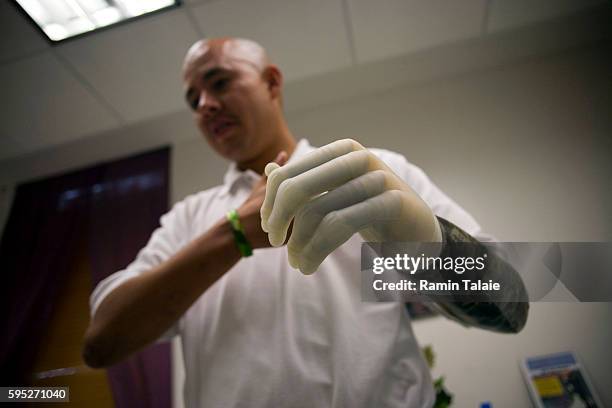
left=182, top=40, right=278, bottom=164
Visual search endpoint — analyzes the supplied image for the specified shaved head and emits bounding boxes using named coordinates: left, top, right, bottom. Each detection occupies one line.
left=183, top=37, right=270, bottom=79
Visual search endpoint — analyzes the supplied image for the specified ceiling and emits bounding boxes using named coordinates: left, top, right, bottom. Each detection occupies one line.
left=0, top=0, right=609, bottom=163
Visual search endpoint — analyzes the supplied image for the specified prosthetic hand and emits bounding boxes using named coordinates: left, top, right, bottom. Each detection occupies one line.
left=261, top=139, right=442, bottom=275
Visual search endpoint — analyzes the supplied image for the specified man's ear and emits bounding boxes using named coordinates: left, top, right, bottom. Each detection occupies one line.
left=263, top=65, right=283, bottom=100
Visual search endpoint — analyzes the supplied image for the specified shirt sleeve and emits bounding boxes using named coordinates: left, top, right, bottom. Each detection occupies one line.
left=89, top=199, right=192, bottom=342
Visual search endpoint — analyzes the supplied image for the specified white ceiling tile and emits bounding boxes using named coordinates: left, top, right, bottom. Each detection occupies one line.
left=56, top=8, right=201, bottom=123
left=0, top=52, right=119, bottom=155
left=190, top=0, right=353, bottom=81
left=0, top=1, right=49, bottom=63
left=487, top=0, right=606, bottom=32
left=348, top=0, right=486, bottom=63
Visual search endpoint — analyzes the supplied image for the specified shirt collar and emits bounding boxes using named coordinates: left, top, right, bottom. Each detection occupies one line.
left=220, top=138, right=314, bottom=197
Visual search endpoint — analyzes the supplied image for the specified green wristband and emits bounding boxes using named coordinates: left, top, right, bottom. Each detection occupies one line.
left=226, top=209, right=253, bottom=257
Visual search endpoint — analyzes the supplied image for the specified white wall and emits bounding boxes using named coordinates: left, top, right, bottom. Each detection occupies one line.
left=415, top=303, right=612, bottom=407
left=285, top=45, right=612, bottom=242
left=170, top=43, right=612, bottom=407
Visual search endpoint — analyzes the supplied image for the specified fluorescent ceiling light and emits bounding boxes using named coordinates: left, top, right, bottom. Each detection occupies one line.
left=14, top=0, right=178, bottom=42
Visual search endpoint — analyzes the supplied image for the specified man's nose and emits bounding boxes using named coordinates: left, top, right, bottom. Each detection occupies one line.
left=197, top=91, right=220, bottom=118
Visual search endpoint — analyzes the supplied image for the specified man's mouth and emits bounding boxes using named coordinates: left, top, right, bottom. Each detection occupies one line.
left=209, top=117, right=237, bottom=140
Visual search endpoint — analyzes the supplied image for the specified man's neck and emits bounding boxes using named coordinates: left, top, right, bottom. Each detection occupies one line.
left=238, top=129, right=297, bottom=175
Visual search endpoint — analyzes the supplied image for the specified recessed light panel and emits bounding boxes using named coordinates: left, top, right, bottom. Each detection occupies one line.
left=14, top=0, right=178, bottom=42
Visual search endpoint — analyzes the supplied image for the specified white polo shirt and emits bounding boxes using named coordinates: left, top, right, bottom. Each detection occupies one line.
left=91, top=139, right=488, bottom=408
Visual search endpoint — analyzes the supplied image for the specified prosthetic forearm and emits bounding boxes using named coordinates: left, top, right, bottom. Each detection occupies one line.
left=261, top=139, right=441, bottom=275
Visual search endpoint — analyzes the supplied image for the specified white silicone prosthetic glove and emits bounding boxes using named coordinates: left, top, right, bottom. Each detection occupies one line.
left=261, top=139, right=442, bottom=275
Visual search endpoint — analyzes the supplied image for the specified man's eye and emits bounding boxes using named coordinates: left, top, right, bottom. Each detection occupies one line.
left=212, top=78, right=229, bottom=92
left=189, top=96, right=199, bottom=111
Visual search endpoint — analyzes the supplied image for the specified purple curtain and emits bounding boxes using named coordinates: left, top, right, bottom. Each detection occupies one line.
left=0, top=168, right=99, bottom=385
left=88, top=148, right=171, bottom=408
left=0, top=147, right=172, bottom=408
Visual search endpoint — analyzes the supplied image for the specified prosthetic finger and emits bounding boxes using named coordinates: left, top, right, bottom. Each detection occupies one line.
left=298, top=190, right=405, bottom=275
left=261, top=139, right=364, bottom=233
left=287, top=170, right=388, bottom=268
left=266, top=149, right=381, bottom=246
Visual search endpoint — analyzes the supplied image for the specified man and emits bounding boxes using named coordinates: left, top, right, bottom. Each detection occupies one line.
left=83, top=37, right=528, bottom=407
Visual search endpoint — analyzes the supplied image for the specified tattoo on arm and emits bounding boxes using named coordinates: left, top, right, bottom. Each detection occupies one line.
left=431, top=217, right=529, bottom=333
